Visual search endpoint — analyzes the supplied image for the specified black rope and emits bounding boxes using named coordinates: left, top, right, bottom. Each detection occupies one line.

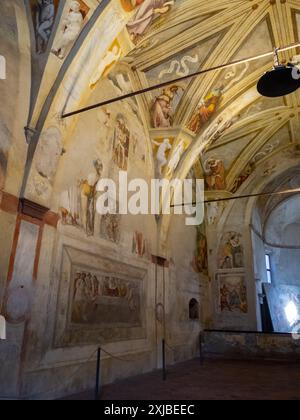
left=61, top=42, right=300, bottom=119
left=170, top=187, right=300, bottom=208
left=0, top=346, right=148, bottom=400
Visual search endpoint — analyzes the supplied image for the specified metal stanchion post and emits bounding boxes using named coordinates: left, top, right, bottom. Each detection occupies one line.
left=95, top=348, right=101, bottom=400
left=199, top=332, right=204, bottom=366
left=162, top=339, right=167, bottom=381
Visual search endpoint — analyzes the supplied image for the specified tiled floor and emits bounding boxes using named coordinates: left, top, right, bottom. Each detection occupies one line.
left=66, top=358, right=300, bottom=400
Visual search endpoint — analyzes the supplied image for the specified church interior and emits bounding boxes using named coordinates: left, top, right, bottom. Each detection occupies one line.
left=1, top=0, right=300, bottom=400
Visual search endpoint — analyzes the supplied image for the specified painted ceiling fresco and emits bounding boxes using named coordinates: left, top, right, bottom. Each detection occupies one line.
left=23, top=0, right=300, bottom=208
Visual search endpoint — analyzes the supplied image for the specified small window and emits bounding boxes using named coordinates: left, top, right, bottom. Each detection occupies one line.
left=189, top=299, right=199, bottom=320
left=265, top=254, right=272, bottom=284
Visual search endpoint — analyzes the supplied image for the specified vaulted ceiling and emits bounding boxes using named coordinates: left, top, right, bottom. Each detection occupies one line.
left=24, top=0, right=300, bottom=207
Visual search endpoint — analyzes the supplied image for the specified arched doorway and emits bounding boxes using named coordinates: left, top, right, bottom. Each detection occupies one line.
left=251, top=174, right=300, bottom=333
left=189, top=298, right=199, bottom=320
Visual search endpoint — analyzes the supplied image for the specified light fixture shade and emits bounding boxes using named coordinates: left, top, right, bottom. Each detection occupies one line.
left=257, top=65, right=300, bottom=97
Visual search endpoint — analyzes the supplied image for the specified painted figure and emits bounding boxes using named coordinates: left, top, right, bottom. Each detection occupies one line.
left=80, top=159, right=103, bottom=236
left=72, top=272, right=90, bottom=321
left=206, top=202, right=224, bottom=225
left=166, top=140, right=185, bottom=177
left=90, top=46, right=122, bottom=89
left=205, top=158, right=226, bottom=190
left=220, top=285, right=232, bottom=312
left=127, top=0, right=175, bottom=43
left=219, top=232, right=244, bottom=269
left=231, top=164, right=253, bottom=193
left=52, top=1, right=83, bottom=59
left=132, top=231, right=146, bottom=257
left=112, top=115, right=130, bottom=170
left=36, top=0, right=55, bottom=54
left=193, top=228, right=208, bottom=274
left=60, top=183, right=80, bottom=226
left=71, top=270, right=140, bottom=324
left=101, top=214, right=121, bottom=243
left=152, top=86, right=179, bottom=128
left=120, top=0, right=145, bottom=13
left=187, top=88, right=223, bottom=134
left=152, top=138, right=172, bottom=176
left=220, top=278, right=248, bottom=314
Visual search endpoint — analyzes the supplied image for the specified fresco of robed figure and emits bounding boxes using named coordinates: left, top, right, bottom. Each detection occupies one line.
left=126, top=0, right=175, bottom=43
left=30, top=0, right=59, bottom=54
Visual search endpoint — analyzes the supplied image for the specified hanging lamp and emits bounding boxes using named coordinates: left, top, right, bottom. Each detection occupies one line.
left=257, top=48, right=300, bottom=97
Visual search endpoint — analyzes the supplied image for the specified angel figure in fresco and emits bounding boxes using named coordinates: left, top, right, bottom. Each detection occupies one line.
left=187, top=87, right=223, bottom=135
left=80, top=159, right=103, bottom=236
left=127, top=0, right=175, bottom=43
left=112, top=115, right=130, bottom=170
left=152, top=85, right=179, bottom=128
left=89, top=46, right=122, bottom=89
left=36, top=0, right=55, bottom=54
left=152, top=138, right=172, bottom=176
left=166, top=140, right=185, bottom=177
left=205, top=158, right=226, bottom=191
left=51, top=1, right=83, bottom=60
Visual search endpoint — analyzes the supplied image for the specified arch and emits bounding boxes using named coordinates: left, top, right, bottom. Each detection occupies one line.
left=20, top=0, right=111, bottom=198
left=0, top=0, right=31, bottom=196
left=264, top=195, right=300, bottom=248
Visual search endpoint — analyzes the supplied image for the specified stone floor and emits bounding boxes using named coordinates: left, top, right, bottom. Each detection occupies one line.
left=66, top=358, right=300, bottom=400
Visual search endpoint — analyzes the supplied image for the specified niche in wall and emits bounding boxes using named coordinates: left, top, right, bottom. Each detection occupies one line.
left=189, top=299, right=199, bottom=320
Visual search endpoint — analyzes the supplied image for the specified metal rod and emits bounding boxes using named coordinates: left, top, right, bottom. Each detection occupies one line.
left=95, top=347, right=101, bottom=401
left=170, top=187, right=300, bottom=208
left=199, top=332, right=204, bottom=366
left=61, top=42, right=300, bottom=119
left=162, top=339, right=167, bottom=381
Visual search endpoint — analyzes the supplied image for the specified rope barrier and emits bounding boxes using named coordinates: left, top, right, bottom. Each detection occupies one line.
left=165, top=341, right=176, bottom=353
left=0, top=335, right=201, bottom=399
left=100, top=347, right=146, bottom=363
left=0, top=345, right=149, bottom=400
left=19, top=348, right=98, bottom=400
